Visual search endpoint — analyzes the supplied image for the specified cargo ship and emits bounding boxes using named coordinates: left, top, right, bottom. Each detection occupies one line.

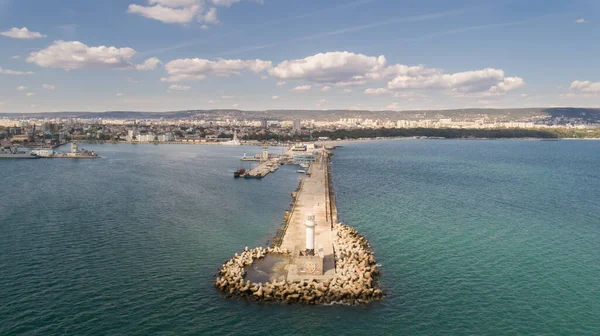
left=0, top=147, right=40, bottom=159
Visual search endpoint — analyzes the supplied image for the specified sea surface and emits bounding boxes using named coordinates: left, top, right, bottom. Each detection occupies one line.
left=1, top=141, right=599, bottom=335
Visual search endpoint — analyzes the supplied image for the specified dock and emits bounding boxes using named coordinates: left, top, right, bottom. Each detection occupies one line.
left=281, top=150, right=336, bottom=281
left=243, top=158, right=280, bottom=178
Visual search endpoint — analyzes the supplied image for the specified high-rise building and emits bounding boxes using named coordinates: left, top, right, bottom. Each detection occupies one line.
left=293, top=119, right=301, bottom=134
left=261, top=119, right=268, bottom=129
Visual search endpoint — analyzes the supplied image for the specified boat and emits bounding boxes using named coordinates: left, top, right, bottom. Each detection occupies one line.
left=0, top=147, right=40, bottom=159
left=296, top=170, right=306, bottom=174
left=234, top=168, right=246, bottom=178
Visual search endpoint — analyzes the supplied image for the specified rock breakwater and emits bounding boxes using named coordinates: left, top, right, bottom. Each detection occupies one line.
left=215, top=223, right=383, bottom=305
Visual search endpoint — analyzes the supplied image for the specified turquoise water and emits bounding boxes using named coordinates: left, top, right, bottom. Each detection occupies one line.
left=1, top=141, right=599, bottom=335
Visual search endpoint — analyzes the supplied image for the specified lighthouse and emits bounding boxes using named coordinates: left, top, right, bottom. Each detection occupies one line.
left=305, top=213, right=315, bottom=255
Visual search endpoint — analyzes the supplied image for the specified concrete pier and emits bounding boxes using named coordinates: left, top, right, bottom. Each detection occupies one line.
left=243, top=158, right=280, bottom=179
left=281, top=151, right=336, bottom=281
left=215, top=147, right=383, bottom=304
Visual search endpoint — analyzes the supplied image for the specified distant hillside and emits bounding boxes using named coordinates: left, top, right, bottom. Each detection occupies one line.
left=1, top=108, right=599, bottom=123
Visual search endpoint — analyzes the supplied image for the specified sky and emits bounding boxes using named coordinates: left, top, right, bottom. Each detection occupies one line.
left=0, top=0, right=599, bottom=113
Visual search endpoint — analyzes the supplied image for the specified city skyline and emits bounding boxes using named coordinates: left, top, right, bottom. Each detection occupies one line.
left=1, top=0, right=599, bottom=113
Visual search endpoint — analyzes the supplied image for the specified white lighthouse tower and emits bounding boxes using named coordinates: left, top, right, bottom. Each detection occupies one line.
left=305, top=213, right=315, bottom=254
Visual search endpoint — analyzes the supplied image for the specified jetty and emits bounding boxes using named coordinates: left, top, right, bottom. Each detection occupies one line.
left=216, top=147, right=383, bottom=305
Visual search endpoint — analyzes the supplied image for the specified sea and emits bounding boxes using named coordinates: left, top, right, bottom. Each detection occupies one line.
left=1, top=140, right=598, bottom=335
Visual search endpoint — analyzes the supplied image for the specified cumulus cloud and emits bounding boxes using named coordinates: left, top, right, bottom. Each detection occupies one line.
left=269, top=51, right=387, bottom=86
left=386, top=102, right=399, bottom=110
left=128, top=1, right=203, bottom=24
left=1, top=27, right=46, bottom=39
left=575, top=18, right=586, bottom=23
left=210, top=0, right=261, bottom=6
left=364, top=88, right=390, bottom=95
left=290, top=85, right=311, bottom=92
left=162, top=57, right=272, bottom=82
left=321, top=86, right=331, bottom=92
left=232, top=103, right=240, bottom=108
left=135, top=57, right=161, bottom=70
left=168, top=84, right=191, bottom=91
left=16, top=86, right=28, bottom=91
left=387, top=67, right=524, bottom=95
left=27, top=40, right=159, bottom=71
left=276, top=81, right=286, bottom=86
left=271, top=95, right=280, bottom=100
left=116, top=93, right=124, bottom=97
left=199, top=7, right=219, bottom=24
left=343, top=88, right=352, bottom=93
left=26, top=92, right=35, bottom=97
left=570, top=80, right=600, bottom=94
left=0, top=67, right=34, bottom=75
left=43, top=84, right=55, bottom=90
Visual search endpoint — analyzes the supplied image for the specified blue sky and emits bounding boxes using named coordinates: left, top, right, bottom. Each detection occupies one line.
left=0, top=0, right=598, bottom=113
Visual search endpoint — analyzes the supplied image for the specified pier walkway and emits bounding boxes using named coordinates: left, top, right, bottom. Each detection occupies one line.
left=244, top=158, right=280, bottom=178
left=282, top=151, right=336, bottom=281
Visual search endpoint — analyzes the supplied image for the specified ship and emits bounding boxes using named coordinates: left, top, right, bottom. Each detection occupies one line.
left=234, top=168, right=246, bottom=178
left=0, top=146, right=40, bottom=159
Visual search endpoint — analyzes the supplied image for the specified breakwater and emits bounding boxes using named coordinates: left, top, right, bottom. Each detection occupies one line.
left=215, top=150, right=383, bottom=304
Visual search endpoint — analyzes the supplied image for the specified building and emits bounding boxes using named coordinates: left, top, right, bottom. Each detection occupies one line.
left=293, top=119, right=301, bottom=134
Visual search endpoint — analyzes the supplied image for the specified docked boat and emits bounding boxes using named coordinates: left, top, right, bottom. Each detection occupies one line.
left=0, top=147, right=40, bottom=159
left=296, top=170, right=306, bottom=174
left=234, top=168, right=246, bottom=178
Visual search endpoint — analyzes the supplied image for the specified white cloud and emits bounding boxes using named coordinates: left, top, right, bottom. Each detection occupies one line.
left=520, top=93, right=528, bottom=97
left=43, top=84, right=55, bottom=90
left=570, top=80, right=600, bottom=94
left=276, top=81, right=286, bottom=86
left=201, top=24, right=209, bottom=30
left=27, top=40, right=159, bottom=71
left=488, top=77, right=525, bottom=94
left=26, top=92, right=35, bottom=97
left=221, top=95, right=236, bottom=99
left=269, top=51, right=387, bottom=86
left=30, top=104, right=37, bottom=108
left=232, top=103, right=240, bottom=108
left=16, top=86, right=28, bottom=91
left=162, top=57, right=272, bottom=82
left=116, top=93, right=124, bottom=96
left=364, top=88, right=390, bottom=95
left=1, top=27, right=46, bottom=39
left=386, top=102, right=399, bottom=110
left=168, top=84, right=191, bottom=91
left=321, top=86, right=331, bottom=92
left=261, top=75, right=268, bottom=80
left=135, top=57, right=161, bottom=70
left=208, top=100, right=215, bottom=104
left=290, top=85, right=311, bottom=92
left=210, top=0, right=254, bottom=6
left=128, top=2, right=202, bottom=24
left=343, top=88, right=352, bottom=93
left=387, top=67, right=524, bottom=95
left=150, top=0, right=198, bottom=6
left=0, top=67, right=34, bottom=75
left=199, top=7, right=219, bottom=24
left=12, top=55, right=20, bottom=59
left=272, top=95, right=280, bottom=100
left=575, top=18, right=586, bottom=23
